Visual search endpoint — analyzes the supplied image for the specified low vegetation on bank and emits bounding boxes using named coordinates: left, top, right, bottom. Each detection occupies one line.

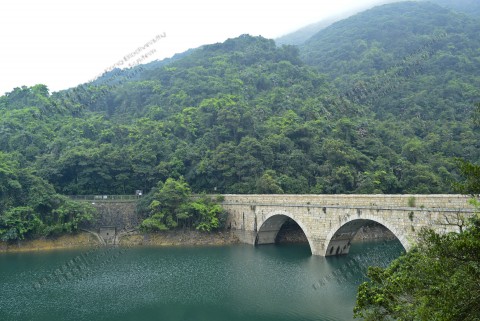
left=137, top=177, right=227, bottom=232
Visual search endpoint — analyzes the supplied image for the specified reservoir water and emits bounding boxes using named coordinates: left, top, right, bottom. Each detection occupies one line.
left=0, top=240, right=404, bottom=321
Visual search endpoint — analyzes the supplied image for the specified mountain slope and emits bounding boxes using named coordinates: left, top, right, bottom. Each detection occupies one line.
left=275, top=0, right=400, bottom=46
left=301, top=1, right=476, bottom=75
left=276, top=15, right=352, bottom=46
left=300, top=1, right=480, bottom=123
left=427, top=0, right=480, bottom=18
left=1, top=6, right=479, bottom=197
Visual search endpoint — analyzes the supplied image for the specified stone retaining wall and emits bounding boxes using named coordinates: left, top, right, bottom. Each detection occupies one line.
left=83, top=201, right=139, bottom=230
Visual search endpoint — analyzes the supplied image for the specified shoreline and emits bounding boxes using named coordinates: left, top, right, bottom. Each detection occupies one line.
left=118, top=229, right=239, bottom=247
left=0, top=232, right=100, bottom=253
left=0, top=223, right=395, bottom=253
left=0, top=230, right=240, bottom=253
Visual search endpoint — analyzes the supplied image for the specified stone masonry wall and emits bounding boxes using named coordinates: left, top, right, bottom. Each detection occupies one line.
left=221, top=194, right=472, bottom=209
left=221, top=194, right=475, bottom=256
left=87, top=201, right=138, bottom=229
left=75, top=195, right=474, bottom=256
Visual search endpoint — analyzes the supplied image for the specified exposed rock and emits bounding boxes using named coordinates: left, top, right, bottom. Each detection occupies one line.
left=118, top=230, right=239, bottom=247
left=352, top=222, right=396, bottom=241
left=0, top=229, right=239, bottom=253
left=276, top=228, right=309, bottom=244
left=0, top=232, right=100, bottom=253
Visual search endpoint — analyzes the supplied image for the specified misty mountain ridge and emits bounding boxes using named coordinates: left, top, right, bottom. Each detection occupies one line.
left=276, top=0, right=480, bottom=47
left=1, top=0, right=479, bottom=196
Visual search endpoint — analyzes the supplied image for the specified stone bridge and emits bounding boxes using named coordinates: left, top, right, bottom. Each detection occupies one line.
left=221, top=194, right=475, bottom=256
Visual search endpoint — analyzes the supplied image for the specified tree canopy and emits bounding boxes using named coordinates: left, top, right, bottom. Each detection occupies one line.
left=354, top=218, right=480, bottom=320
left=139, top=178, right=225, bottom=232
left=354, top=137, right=480, bottom=320
left=1, top=1, right=480, bottom=240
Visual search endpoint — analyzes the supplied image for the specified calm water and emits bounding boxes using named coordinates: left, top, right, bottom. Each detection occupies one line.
left=0, top=240, right=404, bottom=321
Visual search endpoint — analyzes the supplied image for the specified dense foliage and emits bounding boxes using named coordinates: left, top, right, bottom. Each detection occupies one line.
left=354, top=216, right=480, bottom=320
left=428, top=0, right=480, bottom=17
left=276, top=1, right=480, bottom=47
left=139, top=178, right=226, bottom=232
left=1, top=1, right=480, bottom=239
left=301, top=2, right=480, bottom=123
left=0, top=150, right=94, bottom=241
left=353, top=126, right=479, bottom=319
left=454, top=158, right=480, bottom=197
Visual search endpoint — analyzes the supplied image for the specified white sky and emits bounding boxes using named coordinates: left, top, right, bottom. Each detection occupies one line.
left=0, top=0, right=395, bottom=96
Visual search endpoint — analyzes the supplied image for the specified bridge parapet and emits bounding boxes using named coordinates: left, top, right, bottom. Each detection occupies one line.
left=221, top=194, right=473, bottom=210
left=221, top=194, right=475, bottom=256
left=67, top=194, right=475, bottom=256
left=69, top=195, right=139, bottom=202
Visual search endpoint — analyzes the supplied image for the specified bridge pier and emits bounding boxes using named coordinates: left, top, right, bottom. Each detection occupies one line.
left=232, top=230, right=257, bottom=245
left=222, top=194, right=474, bottom=257
left=305, top=238, right=328, bottom=256
left=325, top=239, right=352, bottom=256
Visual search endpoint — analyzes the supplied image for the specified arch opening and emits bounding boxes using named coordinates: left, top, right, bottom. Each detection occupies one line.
left=275, top=218, right=308, bottom=244
left=324, top=219, right=405, bottom=256
left=255, top=214, right=311, bottom=253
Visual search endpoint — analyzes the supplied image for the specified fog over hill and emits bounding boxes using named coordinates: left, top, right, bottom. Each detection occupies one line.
left=0, top=1, right=479, bottom=200
left=276, top=0, right=480, bottom=47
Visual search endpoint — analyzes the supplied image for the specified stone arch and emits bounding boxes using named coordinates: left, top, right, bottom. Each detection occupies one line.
left=255, top=210, right=314, bottom=254
left=323, top=215, right=408, bottom=256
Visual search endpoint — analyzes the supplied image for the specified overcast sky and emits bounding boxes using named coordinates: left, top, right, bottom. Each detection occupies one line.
left=0, top=0, right=397, bottom=96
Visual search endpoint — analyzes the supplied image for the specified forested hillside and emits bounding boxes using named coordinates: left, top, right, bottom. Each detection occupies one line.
left=276, top=0, right=480, bottom=47
left=275, top=18, right=340, bottom=46
left=428, top=0, right=480, bottom=17
left=1, top=1, right=479, bottom=204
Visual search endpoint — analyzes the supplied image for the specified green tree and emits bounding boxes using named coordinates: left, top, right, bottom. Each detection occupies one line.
left=0, top=207, right=42, bottom=241
left=141, top=177, right=190, bottom=230
left=188, top=196, right=224, bottom=232
left=354, top=220, right=480, bottom=320
left=454, top=158, right=480, bottom=197
left=140, top=178, right=225, bottom=232
left=472, top=102, right=480, bottom=128
left=354, top=156, right=480, bottom=320
left=256, top=170, right=284, bottom=194
left=0, top=151, right=94, bottom=241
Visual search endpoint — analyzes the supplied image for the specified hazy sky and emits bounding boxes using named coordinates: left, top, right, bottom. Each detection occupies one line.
left=0, top=0, right=395, bottom=95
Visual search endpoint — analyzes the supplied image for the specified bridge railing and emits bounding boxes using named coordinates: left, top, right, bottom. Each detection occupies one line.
left=69, top=194, right=219, bottom=201
left=68, top=195, right=139, bottom=201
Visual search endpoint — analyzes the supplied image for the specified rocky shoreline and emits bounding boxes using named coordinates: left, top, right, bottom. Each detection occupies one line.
left=0, top=232, right=100, bottom=253
left=0, top=230, right=240, bottom=253
left=352, top=223, right=396, bottom=241
left=0, top=221, right=395, bottom=253
left=118, top=229, right=239, bottom=247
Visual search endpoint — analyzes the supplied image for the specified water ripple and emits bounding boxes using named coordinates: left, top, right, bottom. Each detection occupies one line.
left=0, top=241, right=403, bottom=321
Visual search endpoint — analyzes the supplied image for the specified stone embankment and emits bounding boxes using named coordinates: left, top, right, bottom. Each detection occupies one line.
left=118, top=230, right=239, bottom=247
left=0, top=232, right=100, bottom=252
left=0, top=230, right=239, bottom=253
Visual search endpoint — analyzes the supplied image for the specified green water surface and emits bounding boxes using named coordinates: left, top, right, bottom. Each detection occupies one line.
left=0, top=240, right=404, bottom=321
